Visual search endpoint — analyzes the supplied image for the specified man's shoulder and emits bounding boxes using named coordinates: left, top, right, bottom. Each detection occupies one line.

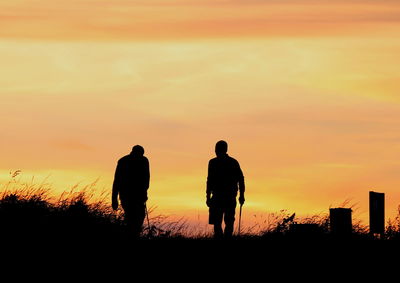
left=119, top=155, right=149, bottom=164
left=208, top=157, right=219, bottom=164
left=226, top=155, right=239, bottom=165
left=209, top=156, right=239, bottom=164
left=228, top=155, right=238, bottom=162
left=118, top=155, right=131, bottom=163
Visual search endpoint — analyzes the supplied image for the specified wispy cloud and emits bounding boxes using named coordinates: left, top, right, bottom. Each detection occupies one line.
left=1, top=1, right=399, bottom=40
left=51, top=139, right=94, bottom=151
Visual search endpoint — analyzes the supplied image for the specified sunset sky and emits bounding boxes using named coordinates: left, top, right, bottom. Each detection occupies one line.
left=1, top=0, right=400, bottom=230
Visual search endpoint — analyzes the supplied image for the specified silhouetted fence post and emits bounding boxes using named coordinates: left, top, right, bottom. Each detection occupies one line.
left=330, top=208, right=352, bottom=236
left=369, top=191, right=385, bottom=237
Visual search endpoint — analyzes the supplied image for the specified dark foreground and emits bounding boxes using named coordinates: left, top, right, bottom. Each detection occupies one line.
left=1, top=190, right=399, bottom=276
left=3, top=235, right=397, bottom=280
left=2, top=229, right=398, bottom=282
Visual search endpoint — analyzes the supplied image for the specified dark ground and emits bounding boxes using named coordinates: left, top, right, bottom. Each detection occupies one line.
left=1, top=191, right=398, bottom=278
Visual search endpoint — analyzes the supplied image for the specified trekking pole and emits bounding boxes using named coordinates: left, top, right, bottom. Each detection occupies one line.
left=145, top=202, right=151, bottom=237
left=238, top=203, right=243, bottom=236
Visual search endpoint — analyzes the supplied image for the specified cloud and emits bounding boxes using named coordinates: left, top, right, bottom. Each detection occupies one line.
left=1, top=1, right=400, bottom=40
left=51, top=140, right=94, bottom=151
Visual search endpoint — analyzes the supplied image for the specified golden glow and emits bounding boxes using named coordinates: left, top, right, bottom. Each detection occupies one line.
left=1, top=1, right=400, bottom=228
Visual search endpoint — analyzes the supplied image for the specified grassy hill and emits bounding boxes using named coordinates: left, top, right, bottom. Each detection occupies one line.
left=1, top=184, right=398, bottom=275
left=2, top=185, right=400, bottom=243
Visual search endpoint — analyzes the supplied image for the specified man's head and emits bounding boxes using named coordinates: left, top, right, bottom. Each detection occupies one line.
left=131, top=145, right=145, bottom=156
left=215, top=140, right=228, bottom=157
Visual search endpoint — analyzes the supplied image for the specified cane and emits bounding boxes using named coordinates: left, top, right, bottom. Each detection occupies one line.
left=145, top=202, right=151, bottom=237
left=238, top=203, right=243, bottom=236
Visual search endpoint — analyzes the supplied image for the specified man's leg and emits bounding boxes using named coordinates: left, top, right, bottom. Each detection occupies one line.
left=122, top=202, right=145, bottom=238
left=213, top=207, right=224, bottom=239
left=223, top=199, right=237, bottom=238
left=122, top=205, right=135, bottom=237
left=132, top=203, right=146, bottom=237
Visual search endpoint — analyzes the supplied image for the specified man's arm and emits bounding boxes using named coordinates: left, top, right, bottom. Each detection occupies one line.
left=143, top=157, right=150, bottom=201
left=237, top=161, right=245, bottom=205
left=206, top=160, right=213, bottom=207
left=111, top=162, right=121, bottom=210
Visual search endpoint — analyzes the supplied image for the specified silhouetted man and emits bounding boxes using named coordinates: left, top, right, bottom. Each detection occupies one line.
left=112, top=145, right=150, bottom=238
left=206, top=140, right=245, bottom=238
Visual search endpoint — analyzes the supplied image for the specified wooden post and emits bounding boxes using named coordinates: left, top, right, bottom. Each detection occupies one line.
left=369, top=191, right=385, bottom=236
left=330, top=208, right=352, bottom=235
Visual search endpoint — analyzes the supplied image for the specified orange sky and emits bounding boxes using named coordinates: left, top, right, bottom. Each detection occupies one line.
left=1, top=0, right=400, bottom=231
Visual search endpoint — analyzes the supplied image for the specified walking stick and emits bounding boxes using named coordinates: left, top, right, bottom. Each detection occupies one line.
left=145, top=203, right=151, bottom=237
left=238, top=203, right=243, bottom=236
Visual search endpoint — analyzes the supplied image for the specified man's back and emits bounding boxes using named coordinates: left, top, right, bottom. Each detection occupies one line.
left=207, top=154, right=244, bottom=198
left=113, top=154, right=150, bottom=203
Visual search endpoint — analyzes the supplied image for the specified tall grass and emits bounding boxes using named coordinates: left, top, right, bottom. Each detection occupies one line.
left=1, top=172, right=400, bottom=241
left=0, top=173, right=192, bottom=242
